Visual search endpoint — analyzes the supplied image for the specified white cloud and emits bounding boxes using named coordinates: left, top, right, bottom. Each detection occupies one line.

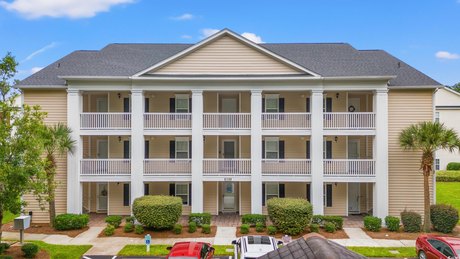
left=241, top=32, right=264, bottom=43
left=171, top=13, right=194, bottom=21
left=200, top=28, right=219, bottom=38
left=30, top=67, right=43, bottom=74
left=0, top=0, right=134, bottom=19
left=181, top=35, right=192, bottom=39
left=23, top=42, right=58, bottom=62
left=435, top=51, right=460, bottom=60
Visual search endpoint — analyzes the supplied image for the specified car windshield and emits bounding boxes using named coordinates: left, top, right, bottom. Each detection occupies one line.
left=247, top=236, right=272, bottom=245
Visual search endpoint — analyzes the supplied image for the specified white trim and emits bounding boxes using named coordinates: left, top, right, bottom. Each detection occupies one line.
left=132, top=29, right=320, bottom=77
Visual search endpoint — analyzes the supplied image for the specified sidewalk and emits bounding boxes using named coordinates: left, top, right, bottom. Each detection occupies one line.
left=1, top=226, right=415, bottom=255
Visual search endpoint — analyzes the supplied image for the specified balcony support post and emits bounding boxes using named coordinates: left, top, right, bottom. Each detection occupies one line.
left=251, top=90, right=262, bottom=214
left=373, top=89, right=389, bottom=219
left=311, top=89, right=324, bottom=215
left=67, top=89, right=82, bottom=214
left=191, top=90, right=204, bottom=212
left=131, top=89, right=144, bottom=207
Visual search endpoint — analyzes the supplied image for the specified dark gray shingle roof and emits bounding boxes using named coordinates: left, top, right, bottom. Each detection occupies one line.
left=18, top=42, right=440, bottom=87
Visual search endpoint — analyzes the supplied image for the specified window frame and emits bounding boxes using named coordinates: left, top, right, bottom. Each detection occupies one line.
left=435, top=158, right=440, bottom=171
left=324, top=183, right=333, bottom=207
left=435, top=112, right=440, bottom=123
left=175, top=137, right=189, bottom=159
left=175, top=94, right=190, bottom=113
left=265, top=137, right=279, bottom=159
left=264, top=94, right=279, bottom=113
left=175, top=183, right=189, bottom=205
left=265, top=182, right=279, bottom=201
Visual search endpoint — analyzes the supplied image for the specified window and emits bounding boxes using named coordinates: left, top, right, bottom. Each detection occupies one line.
left=323, top=140, right=332, bottom=159
left=435, top=159, right=440, bottom=171
left=265, top=94, right=279, bottom=113
left=266, top=183, right=279, bottom=201
left=123, top=183, right=130, bottom=206
left=435, top=112, right=440, bottom=123
left=265, top=137, right=279, bottom=159
left=324, top=184, right=332, bottom=207
left=323, top=97, right=332, bottom=112
left=175, top=138, right=189, bottom=159
left=175, top=94, right=189, bottom=113
left=175, top=183, right=189, bottom=205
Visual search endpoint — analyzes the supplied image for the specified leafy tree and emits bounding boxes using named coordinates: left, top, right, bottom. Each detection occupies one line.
left=0, top=52, right=47, bottom=240
left=39, top=123, right=75, bottom=226
left=451, top=82, right=460, bottom=93
left=400, top=121, right=460, bottom=232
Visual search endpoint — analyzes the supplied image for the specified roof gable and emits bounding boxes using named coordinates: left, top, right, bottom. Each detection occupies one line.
left=436, top=87, right=460, bottom=106
left=136, top=29, right=318, bottom=76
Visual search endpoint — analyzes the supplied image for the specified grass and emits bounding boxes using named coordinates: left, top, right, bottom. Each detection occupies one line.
left=30, top=241, right=92, bottom=259
left=118, top=244, right=234, bottom=256
left=347, top=247, right=416, bottom=258
left=436, top=182, right=460, bottom=224
left=2, top=211, right=19, bottom=224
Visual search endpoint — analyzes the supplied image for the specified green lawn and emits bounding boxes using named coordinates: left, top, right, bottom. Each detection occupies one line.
left=118, top=244, right=234, bottom=256
left=347, top=247, right=416, bottom=258
left=2, top=211, right=18, bottom=224
left=436, top=181, right=460, bottom=223
left=30, top=241, right=92, bottom=259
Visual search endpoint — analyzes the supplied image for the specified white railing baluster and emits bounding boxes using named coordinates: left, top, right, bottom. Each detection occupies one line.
left=143, top=159, right=192, bottom=175
left=203, top=113, right=251, bottom=129
left=202, top=159, right=251, bottom=175
left=144, top=113, right=192, bottom=129
left=261, top=113, right=311, bottom=129
left=80, top=113, right=131, bottom=129
left=323, top=112, right=375, bottom=129
left=261, top=159, right=311, bottom=175
left=80, top=159, right=131, bottom=175
left=323, top=159, right=375, bottom=177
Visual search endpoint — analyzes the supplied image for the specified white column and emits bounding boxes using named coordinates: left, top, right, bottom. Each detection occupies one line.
left=251, top=90, right=262, bottom=214
left=191, top=90, right=204, bottom=213
left=67, top=89, right=82, bottom=214
left=373, top=89, right=389, bottom=219
left=311, top=89, right=324, bottom=215
left=131, top=90, right=144, bottom=204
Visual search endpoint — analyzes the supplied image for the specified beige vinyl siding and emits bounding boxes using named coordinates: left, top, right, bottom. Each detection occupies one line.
left=324, top=183, right=347, bottom=216
left=240, top=182, right=251, bottom=215
left=263, top=136, right=310, bottom=159
left=204, top=182, right=218, bottom=215
left=388, top=89, right=434, bottom=217
left=108, top=182, right=130, bottom=215
left=22, top=90, right=67, bottom=223
left=145, top=182, right=191, bottom=215
left=147, top=92, right=191, bottom=113
left=153, top=36, right=303, bottom=75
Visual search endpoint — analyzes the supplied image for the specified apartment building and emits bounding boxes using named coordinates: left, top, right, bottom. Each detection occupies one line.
left=18, top=29, right=441, bottom=223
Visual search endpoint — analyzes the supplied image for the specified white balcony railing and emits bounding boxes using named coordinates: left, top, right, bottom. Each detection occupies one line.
left=80, top=113, right=131, bottom=129
left=203, top=159, right=251, bottom=175
left=144, top=113, right=192, bottom=129
left=80, top=159, right=131, bottom=175
left=323, top=159, right=375, bottom=177
left=262, top=159, right=311, bottom=175
left=262, top=113, right=311, bottom=129
left=143, top=159, right=192, bottom=175
left=323, top=112, right=375, bottom=129
left=203, top=113, right=251, bottom=129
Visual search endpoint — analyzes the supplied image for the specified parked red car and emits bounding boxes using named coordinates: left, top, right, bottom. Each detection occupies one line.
left=166, top=242, right=215, bottom=259
left=416, top=234, right=460, bottom=259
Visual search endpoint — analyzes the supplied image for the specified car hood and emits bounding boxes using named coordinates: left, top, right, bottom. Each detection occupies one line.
left=244, top=247, right=275, bottom=258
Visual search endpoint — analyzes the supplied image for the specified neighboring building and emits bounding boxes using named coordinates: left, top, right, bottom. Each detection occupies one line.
left=17, top=29, right=441, bottom=223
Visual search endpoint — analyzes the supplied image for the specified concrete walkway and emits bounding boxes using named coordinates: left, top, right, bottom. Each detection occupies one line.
left=2, top=226, right=415, bottom=256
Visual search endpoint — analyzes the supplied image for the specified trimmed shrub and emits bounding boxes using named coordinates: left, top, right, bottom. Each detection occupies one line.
left=188, top=222, right=197, bottom=233
left=173, top=224, right=182, bottom=234
left=447, top=162, right=460, bottom=170
left=401, top=210, right=422, bottom=233
left=105, top=215, right=122, bottom=228
left=309, top=224, right=319, bottom=233
left=267, top=225, right=277, bottom=235
left=188, top=213, right=211, bottom=227
left=54, top=213, right=89, bottom=230
left=431, top=204, right=459, bottom=233
left=267, top=198, right=313, bottom=236
left=133, top=195, right=182, bottom=230
left=21, top=243, right=39, bottom=258
left=323, top=216, right=343, bottom=230
left=104, top=225, right=115, bottom=236
left=364, top=216, right=382, bottom=232
left=242, top=214, right=266, bottom=227
left=125, top=216, right=135, bottom=224
left=385, top=216, right=400, bottom=232
left=124, top=222, right=134, bottom=233
left=201, top=224, right=211, bottom=234
left=324, top=222, right=336, bottom=233
left=311, top=215, right=324, bottom=225
left=0, top=243, right=10, bottom=254
left=255, top=222, right=265, bottom=232
left=240, top=224, right=249, bottom=234
left=134, top=225, right=144, bottom=235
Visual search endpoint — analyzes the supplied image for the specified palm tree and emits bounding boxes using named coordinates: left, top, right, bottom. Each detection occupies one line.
left=42, top=123, right=75, bottom=225
left=399, top=121, right=460, bottom=232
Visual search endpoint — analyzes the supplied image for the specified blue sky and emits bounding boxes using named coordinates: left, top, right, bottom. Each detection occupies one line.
left=1, top=0, right=459, bottom=85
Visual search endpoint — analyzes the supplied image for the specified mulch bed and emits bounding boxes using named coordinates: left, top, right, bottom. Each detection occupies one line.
left=2, top=245, right=50, bottom=259
left=235, top=227, right=349, bottom=239
left=1, top=222, right=88, bottom=238
left=98, top=225, right=217, bottom=238
left=363, top=228, right=460, bottom=240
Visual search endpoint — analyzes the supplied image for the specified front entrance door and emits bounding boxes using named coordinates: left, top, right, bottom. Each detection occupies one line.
left=223, top=141, right=236, bottom=158
left=221, top=97, right=238, bottom=113
left=97, top=139, right=108, bottom=159
left=223, top=182, right=236, bottom=212
left=97, top=183, right=108, bottom=212
left=348, top=183, right=360, bottom=214
left=348, top=140, right=360, bottom=159
left=96, top=97, right=108, bottom=112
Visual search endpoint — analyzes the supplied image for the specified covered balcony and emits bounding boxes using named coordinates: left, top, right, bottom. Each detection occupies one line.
left=261, top=91, right=311, bottom=130
left=144, top=91, right=192, bottom=130
left=203, top=91, right=251, bottom=130
left=80, top=92, right=131, bottom=130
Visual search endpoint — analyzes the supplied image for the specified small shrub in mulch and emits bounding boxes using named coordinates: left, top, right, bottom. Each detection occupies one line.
left=401, top=210, right=422, bottom=233
left=431, top=204, right=459, bottom=233
left=241, top=214, right=266, bottom=227
left=364, top=216, right=382, bottom=232
left=240, top=224, right=249, bottom=234
left=54, top=214, right=89, bottom=231
left=173, top=224, right=182, bottom=234
left=267, top=225, right=277, bottom=235
left=324, top=222, right=336, bottom=233
left=124, top=223, right=134, bottom=233
left=189, top=213, right=211, bottom=227
left=125, top=216, right=135, bottom=224
left=134, top=225, right=144, bottom=235
left=255, top=222, right=265, bottom=233
left=21, top=243, right=39, bottom=258
left=188, top=222, right=197, bottom=233
left=105, top=215, right=122, bottom=228
left=385, top=216, right=400, bottom=232
left=309, top=224, right=319, bottom=233
left=201, top=224, right=211, bottom=234
left=104, top=225, right=115, bottom=236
